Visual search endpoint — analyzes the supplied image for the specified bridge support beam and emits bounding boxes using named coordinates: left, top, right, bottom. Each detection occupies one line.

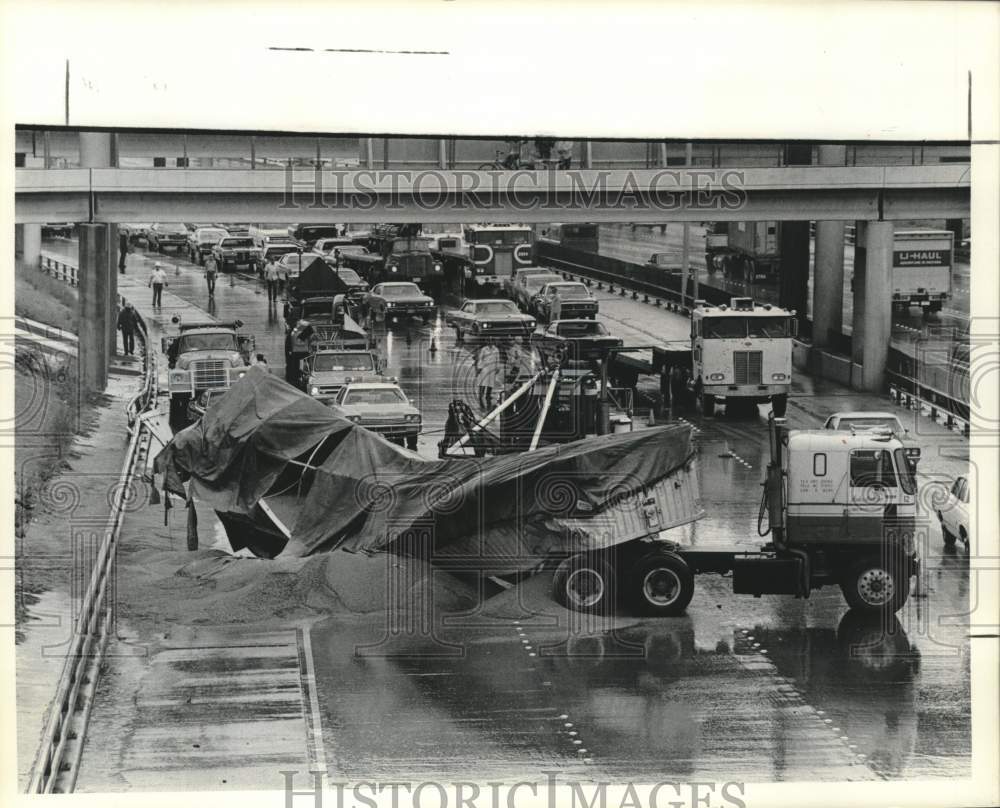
left=107, top=225, right=120, bottom=358
left=20, top=223, right=42, bottom=268
left=78, top=224, right=110, bottom=391
left=851, top=220, right=894, bottom=392
left=812, top=146, right=848, bottom=350
left=778, top=144, right=812, bottom=328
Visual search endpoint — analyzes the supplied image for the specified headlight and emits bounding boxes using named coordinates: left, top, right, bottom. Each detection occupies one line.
left=310, top=386, right=320, bottom=395
left=347, top=415, right=363, bottom=423
left=170, top=370, right=187, bottom=381
left=405, top=414, right=421, bottom=423
left=771, top=373, right=788, bottom=381
left=386, top=301, right=394, bottom=308
left=236, top=371, right=246, bottom=379
left=709, top=373, right=725, bottom=381
left=434, top=263, right=442, bottom=271
left=906, top=448, right=921, bottom=458
left=390, top=267, right=398, bottom=272
left=527, top=321, right=536, bottom=328
left=481, top=323, right=490, bottom=329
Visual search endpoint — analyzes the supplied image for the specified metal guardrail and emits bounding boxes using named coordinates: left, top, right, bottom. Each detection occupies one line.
left=39, top=251, right=78, bottom=286
left=26, top=296, right=157, bottom=794
left=538, top=242, right=970, bottom=426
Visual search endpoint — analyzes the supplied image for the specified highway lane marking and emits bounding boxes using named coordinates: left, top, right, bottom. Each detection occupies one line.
left=297, top=627, right=330, bottom=777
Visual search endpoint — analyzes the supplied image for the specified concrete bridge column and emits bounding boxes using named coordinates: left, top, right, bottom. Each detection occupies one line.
left=21, top=223, right=42, bottom=268
left=812, top=146, right=848, bottom=350
left=851, top=220, right=894, bottom=392
left=107, top=225, right=120, bottom=358
left=78, top=224, right=109, bottom=391
left=79, top=132, right=114, bottom=388
left=778, top=144, right=812, bottom=328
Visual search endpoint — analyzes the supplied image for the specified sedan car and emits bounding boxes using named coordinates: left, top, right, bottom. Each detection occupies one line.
left=187, top=227, right=229, bottom=265
left=531, top=282, right=599, bottom=322
left=186, top=387, right=229, bottom=422
left=504, top=268, right=564, bottom=311
left=330, top=381, right=421, bottom=450
left=445, top=299, right=537, bottom=343
left=147, top=223, right=190, bottom=253
left=937, top=476, right=970, bottom=548
left=212, top=236, right=260, bottom=272
left=313, top=237, right=357, bottom=254
left=320, top=262, right=369, bottom=298
left=822, top=411, right=921, bottom=466
left=531, top=319, right=623, bottom=363
left=364, top=282, right=436, bottom=325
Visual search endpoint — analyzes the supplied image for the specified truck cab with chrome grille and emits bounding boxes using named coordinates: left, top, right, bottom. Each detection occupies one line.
left=690, top=297, right=796, bottom=417
left=162, top=320, right=255, bottom=426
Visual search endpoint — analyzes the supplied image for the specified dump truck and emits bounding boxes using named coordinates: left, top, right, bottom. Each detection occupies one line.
left=341, top=224, right=444, bottom=294
left=162, top=319, right=255, bottom=426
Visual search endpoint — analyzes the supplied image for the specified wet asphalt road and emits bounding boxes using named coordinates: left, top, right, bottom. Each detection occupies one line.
left=46, top=235, right=972, bottom=782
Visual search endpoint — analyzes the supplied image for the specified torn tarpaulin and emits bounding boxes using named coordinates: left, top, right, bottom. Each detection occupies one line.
left=154, top=367, right=701, bottom=567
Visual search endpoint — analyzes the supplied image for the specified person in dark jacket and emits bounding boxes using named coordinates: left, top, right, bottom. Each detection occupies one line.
left=116, top=302, right=138, bottom=355
left=118, top=229, right=129, bottom=272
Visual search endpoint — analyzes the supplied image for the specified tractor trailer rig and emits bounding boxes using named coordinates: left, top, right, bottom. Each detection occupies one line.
left=550, top=416, right=920, bottom=616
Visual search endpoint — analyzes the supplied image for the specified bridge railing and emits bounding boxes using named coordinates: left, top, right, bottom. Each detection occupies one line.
left=39, top=252, right=78, bottom=286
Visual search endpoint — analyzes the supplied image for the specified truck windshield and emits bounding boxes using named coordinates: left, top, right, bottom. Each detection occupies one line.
left=313, top=353, right=374, bottom=372
left=391, top=238, right=431, bottom=253
left=702, top=317, right=747, bottom=339
left=337, top=269, right=363, bottom=283
left=222, top=239, right=253, bottom=249
left=894, top=449, right=917, bottom=494
left=747, top=317, right=790, bottom=338
left=177, top=334, right=238, bottom=352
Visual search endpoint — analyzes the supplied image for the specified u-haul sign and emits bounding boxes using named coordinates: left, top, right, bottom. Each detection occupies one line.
left=893, top=249, right=951, bottom=267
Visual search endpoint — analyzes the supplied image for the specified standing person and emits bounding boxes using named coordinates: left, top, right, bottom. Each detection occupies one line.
left=554, top=140, right=573, bottom=169
left=149, top=262, right=167, bottom=308
left=332, top=248, right=342, bottom=268
left=116, top=302, right=138, bottom=355
left=204, top=253, right=218, bottom=296
left=475, top=340, right=503, bottom=410
left=263, top=256, right=279, bottom=303
left=118, top=229, right=129, bottom=273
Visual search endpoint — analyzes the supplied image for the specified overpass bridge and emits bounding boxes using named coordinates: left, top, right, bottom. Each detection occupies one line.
left=13, top=130, right=971, bottom=397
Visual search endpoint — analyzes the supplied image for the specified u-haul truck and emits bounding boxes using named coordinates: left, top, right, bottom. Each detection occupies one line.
left=891, top=229, right=953, bottom=314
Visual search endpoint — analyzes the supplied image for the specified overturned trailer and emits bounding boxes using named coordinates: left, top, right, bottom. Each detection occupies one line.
left=153, top=368, right=704, bottom=613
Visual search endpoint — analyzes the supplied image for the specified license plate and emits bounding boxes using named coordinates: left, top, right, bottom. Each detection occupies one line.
left=406, top=308, right=416, bottom=314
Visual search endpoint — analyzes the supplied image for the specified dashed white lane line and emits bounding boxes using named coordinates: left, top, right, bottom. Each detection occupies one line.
left=298, top=627, right=330, bottom=777
left=738, top=629, right=878, bottom=778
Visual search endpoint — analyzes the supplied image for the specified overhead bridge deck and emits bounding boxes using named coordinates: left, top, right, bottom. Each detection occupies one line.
left=15, top=164, right=969, bottom=224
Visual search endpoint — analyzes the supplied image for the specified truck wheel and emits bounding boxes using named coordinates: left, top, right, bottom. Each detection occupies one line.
left=552, top=554, right=616, bottom=614
left=771, top=393, right=788, bottom=418
left=840, top=554, right=911, bottom=613
left=701, top=392, right=714, bottom=417
left=406, top=435, right=418, bottom=451
left=626, top=549, right=694, bottom=616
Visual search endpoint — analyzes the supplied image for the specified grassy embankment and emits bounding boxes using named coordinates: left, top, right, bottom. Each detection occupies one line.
left=13, top=260, right=103, bottom=636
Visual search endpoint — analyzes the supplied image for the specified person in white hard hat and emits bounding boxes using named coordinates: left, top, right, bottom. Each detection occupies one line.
left=148, top=262, right=167, bottom=308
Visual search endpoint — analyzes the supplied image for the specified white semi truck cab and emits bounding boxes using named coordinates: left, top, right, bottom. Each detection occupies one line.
left=690, top=297, right=796, bottom=416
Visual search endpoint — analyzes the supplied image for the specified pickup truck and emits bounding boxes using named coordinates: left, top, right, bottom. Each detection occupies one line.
left=187, top=227, right=229, bottom=265
left=299, top=348, right=387, bottom=401
left=212, top=236, right=261, bottom=272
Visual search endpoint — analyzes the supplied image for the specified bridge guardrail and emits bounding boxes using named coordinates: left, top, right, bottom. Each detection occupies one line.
left=39, top=251, right=78, bottom=286
left=25, top=271, right=157, bottom=794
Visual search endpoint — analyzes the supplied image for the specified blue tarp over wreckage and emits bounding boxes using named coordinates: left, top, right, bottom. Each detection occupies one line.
left=154, top=368, right=698, bottom=569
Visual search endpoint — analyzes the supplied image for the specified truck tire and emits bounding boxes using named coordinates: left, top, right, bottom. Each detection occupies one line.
left=840, top=553, right=911, bottom=614
left=626, top=548, right=695, bottom=616
left=406, top=435, right=418, bottom=451
left=771, top=393, right=788, bottom=418
left=552, top=554, right=616, bottom=614
left=701, top=392, right=715, bottom=417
